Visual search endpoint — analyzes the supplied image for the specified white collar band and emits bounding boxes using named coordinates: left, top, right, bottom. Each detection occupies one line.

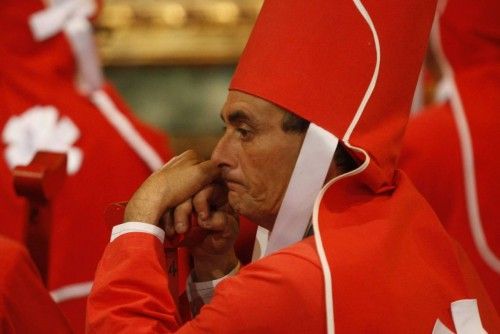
left=263, top=123, right=338, bottom=257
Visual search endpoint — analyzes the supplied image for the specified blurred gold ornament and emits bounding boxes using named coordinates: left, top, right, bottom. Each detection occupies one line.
left=95, top=0, right=263, bottom=65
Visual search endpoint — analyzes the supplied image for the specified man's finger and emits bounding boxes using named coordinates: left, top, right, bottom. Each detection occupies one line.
left=162, top=210, right=175, bottom=237
left=174, top=200, right=192, bottom=234
left=198, top=211, right=227, bottom=232
left=195, top=159, right=221, bottom=182
left=161, top=150, right=199, bottom=170
left=192, top=185, right=214, bottom=222
left=162, top=159, right=220, bottom=206
left=124, top=154, right=220, bottom=225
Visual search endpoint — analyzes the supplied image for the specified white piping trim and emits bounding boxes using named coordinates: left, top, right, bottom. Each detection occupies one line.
left=431, top=14, right=500, bottom=273
left=90, top=90, right=164, bottom=172
left=343, top=0, right=381, bottom=143
left=50, top=281, right=93, bottom=303
left=312, top=146, right=370, bottom=334
left=313, top=1, right=381, bottom=333
left=410, top=69, right=425, bottom=115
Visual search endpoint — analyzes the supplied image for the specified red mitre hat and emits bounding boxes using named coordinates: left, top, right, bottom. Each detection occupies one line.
left=231, top=0, right=437, bottom=192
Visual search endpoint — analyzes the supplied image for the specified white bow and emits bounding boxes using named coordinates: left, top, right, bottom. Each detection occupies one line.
left=29, top=0, right=104, bottom=93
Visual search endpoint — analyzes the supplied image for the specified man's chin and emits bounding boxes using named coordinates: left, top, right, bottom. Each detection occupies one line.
left=227, top=193, right=264, bottom=224
left=228, top=192, right=255, bottom=218
left=227, top=192, right=241, bottom=213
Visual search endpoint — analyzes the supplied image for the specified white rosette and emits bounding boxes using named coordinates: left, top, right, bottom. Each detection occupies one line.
left=2, top=105, right=83, bottom=175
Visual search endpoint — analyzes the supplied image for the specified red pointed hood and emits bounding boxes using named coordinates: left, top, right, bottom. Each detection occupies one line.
left=0, top=0, right=75, bottom=82
left=230, top=0, right=437, bottom=193
left=438, top=0, right=500, bottom=73
left=0, top=0, right=101, bottom=90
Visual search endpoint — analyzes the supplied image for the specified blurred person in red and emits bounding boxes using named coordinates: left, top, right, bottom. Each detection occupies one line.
left=0, top=0, right=173, bottom=331
left=87, top=0, right=499, bottom=332
left=0, top=235, right=72, bottom=333
left=400, top=0, right=500, bottom=311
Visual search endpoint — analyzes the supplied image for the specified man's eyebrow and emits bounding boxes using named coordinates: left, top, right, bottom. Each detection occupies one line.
left=226, top=110, right=251, bottom=124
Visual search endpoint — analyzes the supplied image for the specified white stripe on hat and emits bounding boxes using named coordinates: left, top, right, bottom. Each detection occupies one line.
left=343, top=0, right=381, bottom=143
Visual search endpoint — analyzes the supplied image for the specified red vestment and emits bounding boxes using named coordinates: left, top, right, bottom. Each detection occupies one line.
left=88, top=174, right=500, bottom=332
left=0, top=0, right=173, bottom=331
left=0, top=236, right=71, bottom=333
left=400, top=0, right=500, bottom=310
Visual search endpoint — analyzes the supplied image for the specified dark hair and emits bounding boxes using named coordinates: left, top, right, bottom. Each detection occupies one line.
left=281, top=111, right=358, bottom=174
left=281, top=111, right=310, bottom=133
left=332, top=142, right=358, bottom=174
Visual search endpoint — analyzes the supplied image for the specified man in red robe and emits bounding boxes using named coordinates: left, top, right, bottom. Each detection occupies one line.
left=0, top=0, right=172, bottom=332
left=87, top=0, right=500, bottom=332
left=400, top=0, right=500, bottom=311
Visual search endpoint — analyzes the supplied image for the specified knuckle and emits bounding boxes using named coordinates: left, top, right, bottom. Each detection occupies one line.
left=211, top=212, right=226, bottom=227
left=184, top=149, right=200, bottom=161
left=192, top=195, right=208, bottom=210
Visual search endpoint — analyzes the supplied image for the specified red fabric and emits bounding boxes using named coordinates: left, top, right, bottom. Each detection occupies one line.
left=0, top=0, right=173, bottom=332
left=400, top=66, right=500, bottom=310
left=400, top=0, right=500, bottom=311
left=87, top=210, right=500, bottom=332
left=234, top=216, right=257, bottom=265
left=46, top=84, right=171, bottom=332
left=88, top=233, right=325, bottom=333
left=319, top=171, right=499, bottom=332
left=439, top=0, right=500, bottom=73
left=0, top=235, right=72, bottom=333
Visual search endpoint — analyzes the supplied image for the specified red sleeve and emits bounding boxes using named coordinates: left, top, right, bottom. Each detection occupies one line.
left=87, top=233, right=181, bottom=333
left=87, top=234, right=325, bottom=333
left=0, top=237, right=71, bottom=334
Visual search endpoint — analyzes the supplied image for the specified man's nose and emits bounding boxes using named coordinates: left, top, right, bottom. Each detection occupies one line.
left=211, top=133, right=234, bottom=169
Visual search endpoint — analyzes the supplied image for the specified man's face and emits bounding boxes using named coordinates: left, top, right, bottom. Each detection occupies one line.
left=211, top=91, right=306, bottom=229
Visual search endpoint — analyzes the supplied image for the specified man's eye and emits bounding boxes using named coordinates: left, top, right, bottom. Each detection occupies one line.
left=237, top=128, right=250, bottom=138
